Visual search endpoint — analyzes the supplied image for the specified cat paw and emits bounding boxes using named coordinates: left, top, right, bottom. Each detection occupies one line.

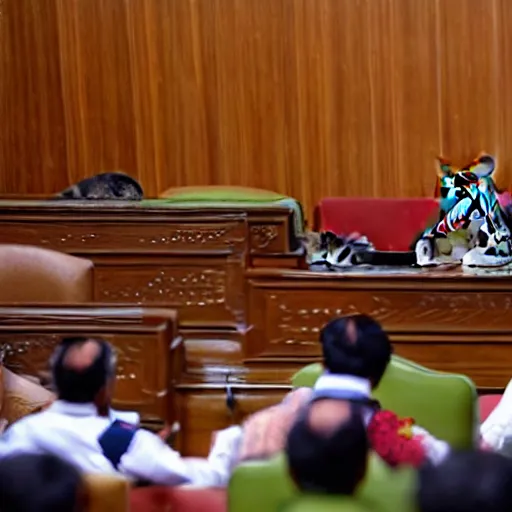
left=415, top=238, right=436, bottom=266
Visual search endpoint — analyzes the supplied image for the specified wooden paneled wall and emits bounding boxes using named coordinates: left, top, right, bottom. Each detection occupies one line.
left=1, top=0, right=512, bottom=219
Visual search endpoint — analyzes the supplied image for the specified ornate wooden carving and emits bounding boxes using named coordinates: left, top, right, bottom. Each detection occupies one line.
left=247, top=267, right=512, bottom=389
left=0, top=306, right=182, bottom=426
left=0, top=201, right=300, bottom=255
left=249, top=225, right=279, bottom=250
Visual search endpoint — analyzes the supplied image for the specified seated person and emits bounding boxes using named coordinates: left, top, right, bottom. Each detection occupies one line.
left=0, top=336, right=238, bottom=487
left=0, top=452, right=86, bottom=511
left=286, top=399, right=369, bottom=495
left=417, top=450, right=512, bottom=512
left=481, top=379, right=512, bottom=454
left=228, top=314, right=449, bottom=469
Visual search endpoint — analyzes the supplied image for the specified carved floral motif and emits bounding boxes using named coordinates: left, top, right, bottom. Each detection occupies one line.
left=99, top=268, right=227, bottom=305
left=250, top=225, right=278, bottom=249
left=268, top=294, right=394, bottom=346
left=40, top=233, right=100, bottom=245
left=266, top=290, right=512, bottom=348
left=39, top=225, right=243, bottom=249
left=138, top=228, right=234, bottom=246
left=0, top=336, right=153, bottom=388
left=0, top=336, right=60, bottom=376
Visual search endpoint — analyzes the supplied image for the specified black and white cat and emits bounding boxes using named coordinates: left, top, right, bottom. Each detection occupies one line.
left=305, top=231, right=374, bottom=267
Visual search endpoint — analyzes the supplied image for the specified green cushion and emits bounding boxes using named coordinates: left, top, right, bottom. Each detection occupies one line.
left=284, top=497, right=370, bottom=512
left=142, top=193, right=306, bottom=236
left=228, top=452, right=417, bottom=512
left=157, top=185, right=288, bottom=202
left=229, top=454, right=296, bottom=512
left=292, top=356, right=478, bottom=449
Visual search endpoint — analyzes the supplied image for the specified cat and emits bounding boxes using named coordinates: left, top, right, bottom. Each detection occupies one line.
left=303, top=230, right=373, bottom=267
left=55, top=172, right=144, bottom=201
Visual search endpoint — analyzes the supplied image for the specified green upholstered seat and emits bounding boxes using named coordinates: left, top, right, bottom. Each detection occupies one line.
left=142, top=186, right=305, bottom=235
left=292, top=355, right=478, bottom=449
left=228, top=356, right=477, bottom=511
left=284, top=497, right=371, bottom=512
left=228, top=452, right=417, bottom=512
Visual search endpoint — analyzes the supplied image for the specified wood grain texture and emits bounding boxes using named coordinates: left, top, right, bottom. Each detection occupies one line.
left=1, top=0, right=512, bottom=220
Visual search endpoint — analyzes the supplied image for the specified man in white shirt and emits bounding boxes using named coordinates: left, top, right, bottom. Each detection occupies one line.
left=211, top=314, right=450, bottom=477
left=0, top=336, right=238, bottom=486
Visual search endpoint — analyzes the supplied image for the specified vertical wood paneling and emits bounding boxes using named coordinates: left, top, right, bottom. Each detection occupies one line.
left=1, top=0, right=512, bottom=220
left=437, top=0, right=499, bottom=164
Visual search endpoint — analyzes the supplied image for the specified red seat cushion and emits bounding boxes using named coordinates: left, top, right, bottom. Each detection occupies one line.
left=479, top=394, right=502, bottom=423
left=317, top=198, right=439, bottom=251
left=130, top=486, right=226, bottom=512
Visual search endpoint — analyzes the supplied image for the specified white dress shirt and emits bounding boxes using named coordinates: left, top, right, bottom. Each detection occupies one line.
left=0, top=400, right=236, bottom=487
left=481, top=378, right=512, bottom=455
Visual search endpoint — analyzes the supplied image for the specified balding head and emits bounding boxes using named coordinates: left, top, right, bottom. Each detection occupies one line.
left=307, top=399, right=352, bottom=434
left=52, top=337, right=115, bottom=407
left=286, top=399, right=369, bottom=495
left=62, top=339, right=102, bottom=372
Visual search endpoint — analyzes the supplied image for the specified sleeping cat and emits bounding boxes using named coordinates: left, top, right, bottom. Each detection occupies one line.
left=55, top=172, right=144, bottom=201
left=304, top=230, right=416, bottom=267
left=303, top=231, right=373, bottom=267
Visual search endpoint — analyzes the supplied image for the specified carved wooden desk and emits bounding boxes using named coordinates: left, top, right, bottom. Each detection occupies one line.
left=247, top=265, right=512, bottom=390
left=0, top=305, right=181, bottom=428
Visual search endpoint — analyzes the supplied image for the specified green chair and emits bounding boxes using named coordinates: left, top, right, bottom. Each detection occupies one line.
left=229, top=452, right=417, bottom=512
left=228, top=356, right=477, bottom=511
left=284, top=497, right=371, bottom=512
left=292, top=355, right=478, bottom=449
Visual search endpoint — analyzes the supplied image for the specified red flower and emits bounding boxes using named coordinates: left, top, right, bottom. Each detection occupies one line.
left=367, top=410, right=427, bottom=468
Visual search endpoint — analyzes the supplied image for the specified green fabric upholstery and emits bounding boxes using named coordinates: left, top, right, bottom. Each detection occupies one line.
left=228, top=452, right=417, bottom=512
left=292, top=355, right=478, bottom=449
left=142, top=186, right=305, bottom=235
left=157, top=185, right=288, bottom=202
left=229, top=356, right=477, bottom=511
left=284, top=497, right=371, bottom=512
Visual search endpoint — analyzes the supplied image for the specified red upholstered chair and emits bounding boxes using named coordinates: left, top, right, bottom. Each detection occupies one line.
left=130, top=486, right=226, bottom=512
left=315, top=198, right=439, bottom=251
left=479, top=394, right=502, bottom=423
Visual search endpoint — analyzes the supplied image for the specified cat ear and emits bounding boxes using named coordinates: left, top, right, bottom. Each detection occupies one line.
left=437, top=156, right=454, bottom=178
left=322, top=231, right=338, bottom=242
left=464, top=154, right=495, bottom=179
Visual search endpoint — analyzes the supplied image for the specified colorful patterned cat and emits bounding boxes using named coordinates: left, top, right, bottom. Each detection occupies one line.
left=416, top=155, right=512, bottom=267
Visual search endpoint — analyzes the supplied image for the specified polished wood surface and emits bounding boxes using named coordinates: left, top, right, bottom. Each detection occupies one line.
left=0, top=305, right=181, bottom=428
left=3, top=0, right=512, bottom=219
left=247, top=266, right=512, bottom=389
left=2, top=204, right=512, bottom=454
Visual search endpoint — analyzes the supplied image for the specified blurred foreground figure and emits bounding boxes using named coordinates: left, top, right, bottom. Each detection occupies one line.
left=0, top=453, right=85, bottom=512
left=286, top=399, right=369, bottom=495
left=418, top=450, right=512, bottom=512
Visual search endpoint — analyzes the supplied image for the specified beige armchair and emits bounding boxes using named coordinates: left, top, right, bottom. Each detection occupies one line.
left=84, top=474, right=130, bottom=512
left=0, top=244, right=93, bottom=303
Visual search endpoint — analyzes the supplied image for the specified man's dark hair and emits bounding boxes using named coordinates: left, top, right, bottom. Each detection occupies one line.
left=285, top=403, right=369, bottom=495
left=320, top=314, right=392, bottom=386
left=51, top=336, right=115, bottom=403
left=0, top=453, right=85, bottom=511
left=418, top=450, right=512, bottom=512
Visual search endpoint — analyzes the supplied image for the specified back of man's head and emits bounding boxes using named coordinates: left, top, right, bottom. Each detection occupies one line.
left=418, top=450, right=512, bottom=512
left=51, top=336, right=115, bottom=404
left=0, top=453, right=85, bottom=511
left=286, top=400, right=369, bottom=495
left=320, top=315, right=392, bottom=387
